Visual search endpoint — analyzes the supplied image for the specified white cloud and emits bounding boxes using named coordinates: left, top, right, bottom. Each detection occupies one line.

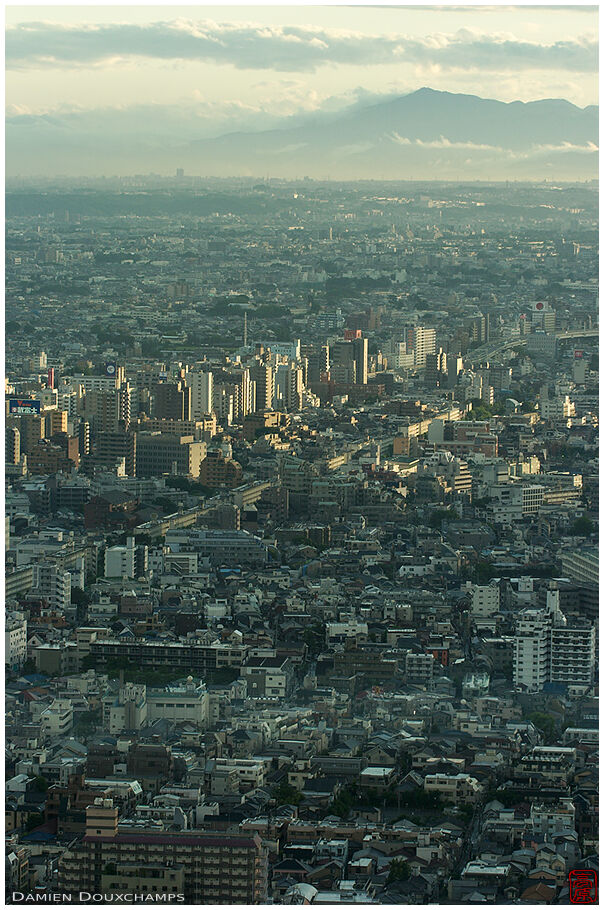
left=6, top=19, right=597, bottom=74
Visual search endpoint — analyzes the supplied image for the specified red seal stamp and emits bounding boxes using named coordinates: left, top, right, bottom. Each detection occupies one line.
left=569, top=869, right=598, bottom=903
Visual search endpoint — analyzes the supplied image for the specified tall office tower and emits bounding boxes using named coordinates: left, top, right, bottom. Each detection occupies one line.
left=81, top=385, right=132, bottom=434
left=330, top=341, right=356, bottom=383
left=214, top=388, right=235, bottom=425
left=186, top=368, right=214, bottom=419
left=152, top=381, right=191, bottom=421
left=5, top=426, right=20, bottom=464
left=302, top=344, right=330, bottom=383
left=213, top=365, right=253, bottom=421
left=513, top=609, right=551, bottom=693
left=250, top=362, right=275, bottom=411
left=352, top=336, right=368, bottom=385
left=407, top=326, right=437, bottom=368
left=95, top=431, right=137, bottom=477
left=425, top=349, right=448, bottom=387
left=331, top=336, right=368, bottom=385
left=276, top=363, right=304, bottom=412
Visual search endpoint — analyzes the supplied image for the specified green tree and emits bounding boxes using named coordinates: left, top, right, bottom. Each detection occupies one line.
left=387, top=859, right=411, bottom=883
left=271, top=782, right=302, bottom=807
left=528, top=711, right=557, bottom=743
left=570, top=516, right=594, bottom=536
left=70, top=587, right=90, bottom=608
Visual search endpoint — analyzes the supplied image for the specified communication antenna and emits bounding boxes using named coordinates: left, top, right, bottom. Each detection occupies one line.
left=243, top=312, right=248, bottom=348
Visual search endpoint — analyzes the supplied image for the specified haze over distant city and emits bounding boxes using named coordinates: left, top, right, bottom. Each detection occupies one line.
left=5, top=4, right=599, bottom=180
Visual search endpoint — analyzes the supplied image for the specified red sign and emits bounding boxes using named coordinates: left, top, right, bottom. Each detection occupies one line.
left=574, top=350, right=584, bottom=359
left=569, top=869, right=597, bottom=903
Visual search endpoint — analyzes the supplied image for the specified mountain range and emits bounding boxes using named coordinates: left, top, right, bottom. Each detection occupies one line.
left=7, top=88, right=598, bottom=180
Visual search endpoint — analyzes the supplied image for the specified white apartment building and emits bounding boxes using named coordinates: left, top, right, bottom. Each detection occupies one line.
left=409, top=326, right=436, bottom=368
left=530, top=799, right=575, bottom=838
left=550, top=625, right=596, bottom=687
left=469, top=583, right=501, bottom=629
left=559, top=548, right=598, bottom=585
left=5, top=612, right=27, bottom=669
left=513, top=609, right=550, bottom=693
left=424, top=773, right=483, bottom=804
left=32, top=562, right=72, bottom=611
left=104, top=537, right=136, bottom=579
left=514, top=604, right=596, bottom=693
left=40, top=699, right=74, bottom=738
left=186, top=369, right=214, bottom=419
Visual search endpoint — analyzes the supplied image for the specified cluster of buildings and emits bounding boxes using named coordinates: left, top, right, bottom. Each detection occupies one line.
left=5, top=179, right=598, bottom=904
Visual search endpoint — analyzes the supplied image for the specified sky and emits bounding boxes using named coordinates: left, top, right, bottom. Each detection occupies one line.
left=6, top=4, right=599, bottom=119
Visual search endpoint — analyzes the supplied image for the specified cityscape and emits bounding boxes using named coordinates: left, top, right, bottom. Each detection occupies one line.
left=5, top=5, right=599, bottom=908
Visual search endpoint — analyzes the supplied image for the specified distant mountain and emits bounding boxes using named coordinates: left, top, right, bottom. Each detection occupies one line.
left=6, top=88, right=598, bottom=180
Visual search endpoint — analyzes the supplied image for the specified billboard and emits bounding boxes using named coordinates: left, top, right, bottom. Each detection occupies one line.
left=574, top=350, right=584, bottom=359
left=8, top=398, right=41, bottom=415
left=105, top=362, right=117, bottom=377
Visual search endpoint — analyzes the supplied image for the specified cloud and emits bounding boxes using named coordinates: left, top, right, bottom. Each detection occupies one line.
left=390, top=133, right=598, bottom=158
left=6, top=19, right=598, bottom=74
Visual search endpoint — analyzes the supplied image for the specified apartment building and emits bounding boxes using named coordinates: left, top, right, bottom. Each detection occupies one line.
left=424, top=773, right=483, bottom=804
left=5, top=611, right=27, bottom=670
left=58, top=801, right=268, bottom=903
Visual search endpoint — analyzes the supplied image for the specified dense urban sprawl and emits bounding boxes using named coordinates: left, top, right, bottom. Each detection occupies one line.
left=5, top=177, right=598, bottom=904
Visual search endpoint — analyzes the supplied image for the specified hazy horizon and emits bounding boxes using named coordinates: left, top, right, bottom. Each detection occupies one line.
left=6, top=5, right=599, bottom=179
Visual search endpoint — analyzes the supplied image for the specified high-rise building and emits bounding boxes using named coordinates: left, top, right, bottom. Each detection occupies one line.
left=276, top=363, right=304, bottom=411
left=32, top=562, right=72, bottom=611
left=250, top=362, right=275, bottom=411
left=302, top=343, right=330, bottom=383
left=5, top=426, right=20, bottom=465
left=330, top=336, right=368, bottom=385
left=425, top=349, right=447, bottom=387
left=81, top=385, right=132, bottom=434
left=95, top=431, right=137, bottom=477
left=513, top=603, right=596, bottom=693
left=513, top=609, right=550, bottom=693
left=550, top=623, right=596, bottom=688
left=186, top=368, right=214, bottom=419
left=152, top=381, right=191, bottom=421
left=406, top=326, right=437, bottom=368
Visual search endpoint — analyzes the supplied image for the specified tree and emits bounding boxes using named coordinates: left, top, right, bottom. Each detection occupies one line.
left=70, top=587, right=90, bottom=608
left=570, top=516, right=594, bottom=537
left=387, top=859, right=411, bottom=883
left=528, top=711, right=557, bottom=743
left=271, top=782, right=302, bottom=807
left=33, top=776, right=48, bottom=792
